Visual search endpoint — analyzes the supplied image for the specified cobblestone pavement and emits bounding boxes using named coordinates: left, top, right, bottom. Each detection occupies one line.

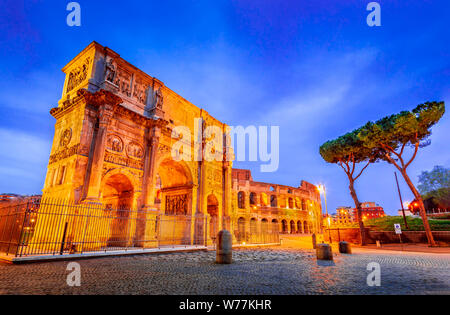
left=0, top=248, right=449, bottom=295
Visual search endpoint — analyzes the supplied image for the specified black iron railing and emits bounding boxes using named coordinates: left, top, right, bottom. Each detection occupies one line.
left=0, top=199, right=281, bottom=257
left=0, top=198, right=209, bottom=257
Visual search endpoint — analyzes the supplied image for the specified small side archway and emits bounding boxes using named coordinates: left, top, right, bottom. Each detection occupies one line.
left=303, top=220, right=309, bottom=234
left=260, top=193, right=268, bottom=206
left=249, top=192, right=257, bottom=205
left=238, top=191, right=246, bottom=209
left=271, top=219, right=279, bottom=233
left=237, top=217, right=246, bottom=243
left=101, top=168, right=139, bottom=209
left=290, top=220, right=296, bottom=234
left=250, top=218, right=258, bottom=234
left=297, top=221, right=302, bottom=234
left=261, top=218, right=269, bottom=234
left=270, top=195, right=277, bottom=208
left=207, top=194, right=219, bottom=239
left=281, top=219, right=288, bottom=233
left=100, top=171, right=136, bottom=248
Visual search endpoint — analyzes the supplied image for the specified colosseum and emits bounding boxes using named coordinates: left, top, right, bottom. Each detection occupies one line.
left=231, top=169, right=322, bottom=243
left=40, top=41, right=322, bottom=248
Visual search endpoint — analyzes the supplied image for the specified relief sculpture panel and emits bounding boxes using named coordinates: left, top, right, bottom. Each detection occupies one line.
left=133, top=77, right=148, bottom=104
left=106, top=135, right=124, bottom=153
left=126, top=142, right=144, bottom=160
left=114, top=66, right=132, bottom=97
left=66, top=57, right=91, bottom=94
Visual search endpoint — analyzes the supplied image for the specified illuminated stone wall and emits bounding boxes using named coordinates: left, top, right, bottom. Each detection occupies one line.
left=231, top=169, right=323, bottom=242
left=41, top=42, right=321, bottom=247
left=42, top=42, right=232, bottom=245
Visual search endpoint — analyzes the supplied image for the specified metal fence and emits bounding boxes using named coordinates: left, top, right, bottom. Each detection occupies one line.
left=235, top=232, right=280, bottom=245
left=0, top=199, right=281, bottom=258
left=234, top=222, right=280, bottom=245
left=0, top=199, right=209, bottom=257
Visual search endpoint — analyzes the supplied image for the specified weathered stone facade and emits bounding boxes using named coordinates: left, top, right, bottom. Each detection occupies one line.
left=42, top=42, right=321, bottom=244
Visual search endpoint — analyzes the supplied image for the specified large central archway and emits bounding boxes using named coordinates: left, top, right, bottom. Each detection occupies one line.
left=156, top=158, right=193, bottom=245
left=157, top=159, right=193, bottom=215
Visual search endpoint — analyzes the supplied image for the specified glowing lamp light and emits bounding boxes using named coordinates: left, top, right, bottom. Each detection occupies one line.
left=317, top=185, right=325, bottom=194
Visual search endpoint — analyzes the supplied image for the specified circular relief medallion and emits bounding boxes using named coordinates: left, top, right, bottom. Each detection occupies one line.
left=126, top=142, right=144, bottom=160
left=106, top=135, right=124, bottom=153
left=60, top=128, right=72, bottom=147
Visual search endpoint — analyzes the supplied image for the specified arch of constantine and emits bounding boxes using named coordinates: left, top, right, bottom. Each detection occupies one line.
left=41, top=42, right=322, bottom=249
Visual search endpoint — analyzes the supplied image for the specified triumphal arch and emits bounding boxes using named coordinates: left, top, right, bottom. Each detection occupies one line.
left=39, top=42, right=322, bottom=251
left=42, top=42, right=232, bottom=245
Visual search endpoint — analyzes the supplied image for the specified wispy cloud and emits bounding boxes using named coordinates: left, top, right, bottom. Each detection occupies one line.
left=0, top=128, right=51, bottom=194
left=0, top=71, right=62, bottom=114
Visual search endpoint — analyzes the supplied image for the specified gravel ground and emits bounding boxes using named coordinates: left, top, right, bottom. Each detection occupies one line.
left=0, top=247, right=449, bottom=295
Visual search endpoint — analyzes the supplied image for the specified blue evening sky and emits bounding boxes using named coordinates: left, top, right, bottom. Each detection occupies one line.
left=0, top=0, right=449, bottom=215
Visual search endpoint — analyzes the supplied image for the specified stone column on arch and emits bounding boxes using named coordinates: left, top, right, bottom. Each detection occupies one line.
left=142, top=126, right=161, bottom=210
left=193, top=116, right=207, bottom=245
left=80, top=89, right=122, bottom=204
left=221, top=123, right=233, bottom=234
left=222, top=161, right=232, bottom=230
left=136, top=124, right=161, bottom=247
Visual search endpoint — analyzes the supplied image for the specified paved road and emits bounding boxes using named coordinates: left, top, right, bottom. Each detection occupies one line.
left=0, top=248, right=449, bottom=295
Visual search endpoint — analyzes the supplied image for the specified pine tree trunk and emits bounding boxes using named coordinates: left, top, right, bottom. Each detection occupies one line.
left=400, top=169, right=436, bottom=246
left=348, top=178, right=366, bottom=246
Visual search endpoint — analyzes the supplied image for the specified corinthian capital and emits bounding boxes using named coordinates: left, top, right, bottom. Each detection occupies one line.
left=98, top=105, right=115, bottom=127
left=78, top=89, right=122, bottom=128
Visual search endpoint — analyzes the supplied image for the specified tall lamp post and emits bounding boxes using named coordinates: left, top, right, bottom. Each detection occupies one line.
left=394, top=172, right=409, bottom=229
left=318, top=185, right=331, bottom=243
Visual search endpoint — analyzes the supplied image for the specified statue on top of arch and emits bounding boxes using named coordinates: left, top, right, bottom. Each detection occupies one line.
left=154, top=87, right=164, bottom=109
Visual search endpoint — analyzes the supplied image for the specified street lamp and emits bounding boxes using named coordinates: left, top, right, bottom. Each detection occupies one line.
left=317, top=185, right=328, bottom=219
left=317, top=184, right=330, bottom=243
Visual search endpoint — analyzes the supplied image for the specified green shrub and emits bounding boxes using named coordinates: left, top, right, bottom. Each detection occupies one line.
left=358, top=216, right=450, bottom=231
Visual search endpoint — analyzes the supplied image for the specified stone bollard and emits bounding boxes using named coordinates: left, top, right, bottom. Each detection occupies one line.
left=316, top=243, right=333, bottom=260
left=216, top=230, right=232, bottom=264
left=338, top=241, right=352, bottom=254
left=312, top=233, right=317, bottom=249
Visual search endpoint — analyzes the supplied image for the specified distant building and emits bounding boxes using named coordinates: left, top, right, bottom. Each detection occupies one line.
left=0, top=193, right=24, bottom=202
left=397, top=209, right=414, bottom=216
left=408, top=198, right=450, bottom=214
left=330, top=202, right=385, bottom=225
left=330, top=206, right=353, bottom=225
left=353, top=202, right=385, bottom=221
left=0, top=194, right=41, bottom=204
